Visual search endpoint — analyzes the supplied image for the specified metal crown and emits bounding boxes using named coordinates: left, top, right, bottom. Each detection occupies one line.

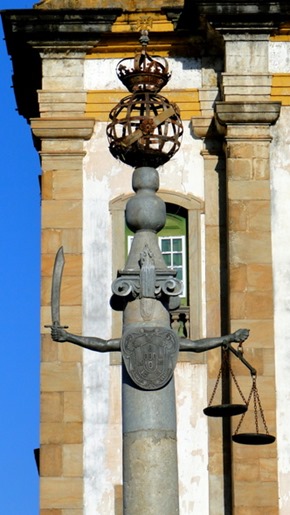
left=116, top=31, right=171, bottom=93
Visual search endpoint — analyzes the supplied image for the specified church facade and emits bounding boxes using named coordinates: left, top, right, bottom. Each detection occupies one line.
left=2, top=1, right=290, bottom=513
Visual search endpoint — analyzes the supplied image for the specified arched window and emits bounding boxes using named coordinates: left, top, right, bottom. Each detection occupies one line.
left=110, top=191, right=204, bottom=340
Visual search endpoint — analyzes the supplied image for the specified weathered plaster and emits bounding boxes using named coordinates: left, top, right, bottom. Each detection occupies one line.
left=83, top=121, right=204, bottom=203
left=159, top=127, right=204, bottom=200
left=84, top=57, right=202, bottom=91
left=224, top=34, right=269, bottom=73
left=269, top=42, right=290, bottom=514
left=84, top=57, right=204, bottom=199
left=175, top=363, right=209, bottom=515
left=83, top=147, right=118, bottom=513
left=269, top=41, right=290, bottom=73
left=271, top=106, right=290, bottom=515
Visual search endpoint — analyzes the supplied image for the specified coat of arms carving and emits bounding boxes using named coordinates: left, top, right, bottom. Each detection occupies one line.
left=121, top=326, right=179, bottom=390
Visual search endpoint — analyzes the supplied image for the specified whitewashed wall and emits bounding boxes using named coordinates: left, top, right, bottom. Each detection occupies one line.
left=270, top=41, right=290, bottom=515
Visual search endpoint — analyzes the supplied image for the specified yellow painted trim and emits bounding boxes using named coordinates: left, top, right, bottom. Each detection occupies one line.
left=271, top=97, right=290, bottom=105
left=270, top=36, right=290, bottom=41
left=272, top=74, right=290, bottom=86
left=85, top=89, right=201, bottom=121
left=271, top=74, right=290, bottom=105
left=271, top=88, right=290, bottom=95
left=111, top=13, right=173, bottom=34
left=85, top=10, right=176, bottom=57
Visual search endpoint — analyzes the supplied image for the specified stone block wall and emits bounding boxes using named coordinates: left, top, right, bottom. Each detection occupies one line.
left=33, top=49, right=95, bottom=513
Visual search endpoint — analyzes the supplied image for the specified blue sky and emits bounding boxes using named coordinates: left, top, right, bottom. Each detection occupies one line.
left=1, top=1, right=40, bottom=513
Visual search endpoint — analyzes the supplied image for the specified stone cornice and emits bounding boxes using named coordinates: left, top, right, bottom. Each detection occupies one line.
left=204, top=2, right=290, bottom=34
left=214, top=101, right=281, bottom=139
left=1, top=9, right=123, bottom=50
left=215, top=101, right=281, bottom=126
left=163, top=1, right=290, bottom=33
left=30, top=117, right=95, bottom=140
left=33, top=0, right=183, bottom=9
left=1, top=8, right=122, bottom=120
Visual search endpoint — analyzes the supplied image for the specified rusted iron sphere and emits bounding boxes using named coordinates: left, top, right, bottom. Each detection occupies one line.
left=107, top=92, right=183, bottom=168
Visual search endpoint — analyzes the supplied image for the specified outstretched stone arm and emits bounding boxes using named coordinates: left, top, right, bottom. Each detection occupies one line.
left=51, top=325, right=120, bottom=352
left=179, top=328, right=250, bottom=353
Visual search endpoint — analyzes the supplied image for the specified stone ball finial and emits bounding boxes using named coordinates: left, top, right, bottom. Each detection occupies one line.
left=125, top=167, right=166, bottom=233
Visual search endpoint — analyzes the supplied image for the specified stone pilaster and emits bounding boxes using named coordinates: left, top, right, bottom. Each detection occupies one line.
left=203, top=142, right=227, bottom=515
left=215, top=100, right=280, bottom=514
left=31, top=46, right=95, bottom=514
left=192, top=115, right=228, bottom=514
left=36, top=114, right=94, bottom=513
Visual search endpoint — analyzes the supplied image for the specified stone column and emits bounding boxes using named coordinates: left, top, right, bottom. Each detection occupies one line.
left=112, top=166, right=180, bottom=515
left=122, top=371, right=178, bottom=514
left=215, top=100, right=280, bottom=513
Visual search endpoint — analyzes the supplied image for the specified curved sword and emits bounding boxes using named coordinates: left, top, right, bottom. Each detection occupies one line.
left=45, top=246, right=68, bottom=329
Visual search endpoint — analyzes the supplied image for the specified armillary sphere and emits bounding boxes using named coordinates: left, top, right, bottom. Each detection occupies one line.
left=107, top=30, right=183, bottom=168
left=107, top=92, right=183, bottom=168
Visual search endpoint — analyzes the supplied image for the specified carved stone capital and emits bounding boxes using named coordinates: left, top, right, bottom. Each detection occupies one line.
left=112, top=273, right=140, bottom=300
left=191, top=116, right=217, bottom=139
left=215, top=101, right=281, bottom=139
left=31, top=117, right=95, bottom=140
left=112, top=269, right=182, bottom=302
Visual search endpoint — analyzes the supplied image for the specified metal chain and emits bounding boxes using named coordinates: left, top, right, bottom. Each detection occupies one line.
left=228, top=357, right=248, bottom=405
left=208, top=363, right=222, bottom=407
left=253, top=376, right=259, bottom=434
left=234, top=375, right=270, bottom=435
left=252, top=375, right=270, bottom=434
left=233, top=380, right=254, bottom=435
left=208, top=348, right=248, bottom=407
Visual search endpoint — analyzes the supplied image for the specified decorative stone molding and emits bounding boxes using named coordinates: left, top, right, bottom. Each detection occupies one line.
left=38, top=91, right=88, bottom=117
left=34, top=0, right=182, bottom=10
left=2, top=9, right=123, bottom=50
left=31, top=117, right=95, bottom=140
left=271, top=73, right=290, bottom=105
left=196, top=1, right=288, bottom=33
left=1, top=9, right=123, bottom=119
left=86, top=89, right=200, bottom=122
left=215, top=101, right=281, bottom=137
left=191, top=87, right=220, bottom=139
left=221, top=73, right=273, bottom=102
left=164, top=1, right=290, bottom=33
left=110, top=190, right=204, bottom=213
left=31, top=117, right=95, bottom=170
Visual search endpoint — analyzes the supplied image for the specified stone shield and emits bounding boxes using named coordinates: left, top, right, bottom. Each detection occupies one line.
left=121, top=326, right=179, bottom=390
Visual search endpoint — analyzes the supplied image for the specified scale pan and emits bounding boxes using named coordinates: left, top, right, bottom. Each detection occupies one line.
left=203, top=404, right=247, bottom=417
left=232, top=433, right=276, bottom=445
